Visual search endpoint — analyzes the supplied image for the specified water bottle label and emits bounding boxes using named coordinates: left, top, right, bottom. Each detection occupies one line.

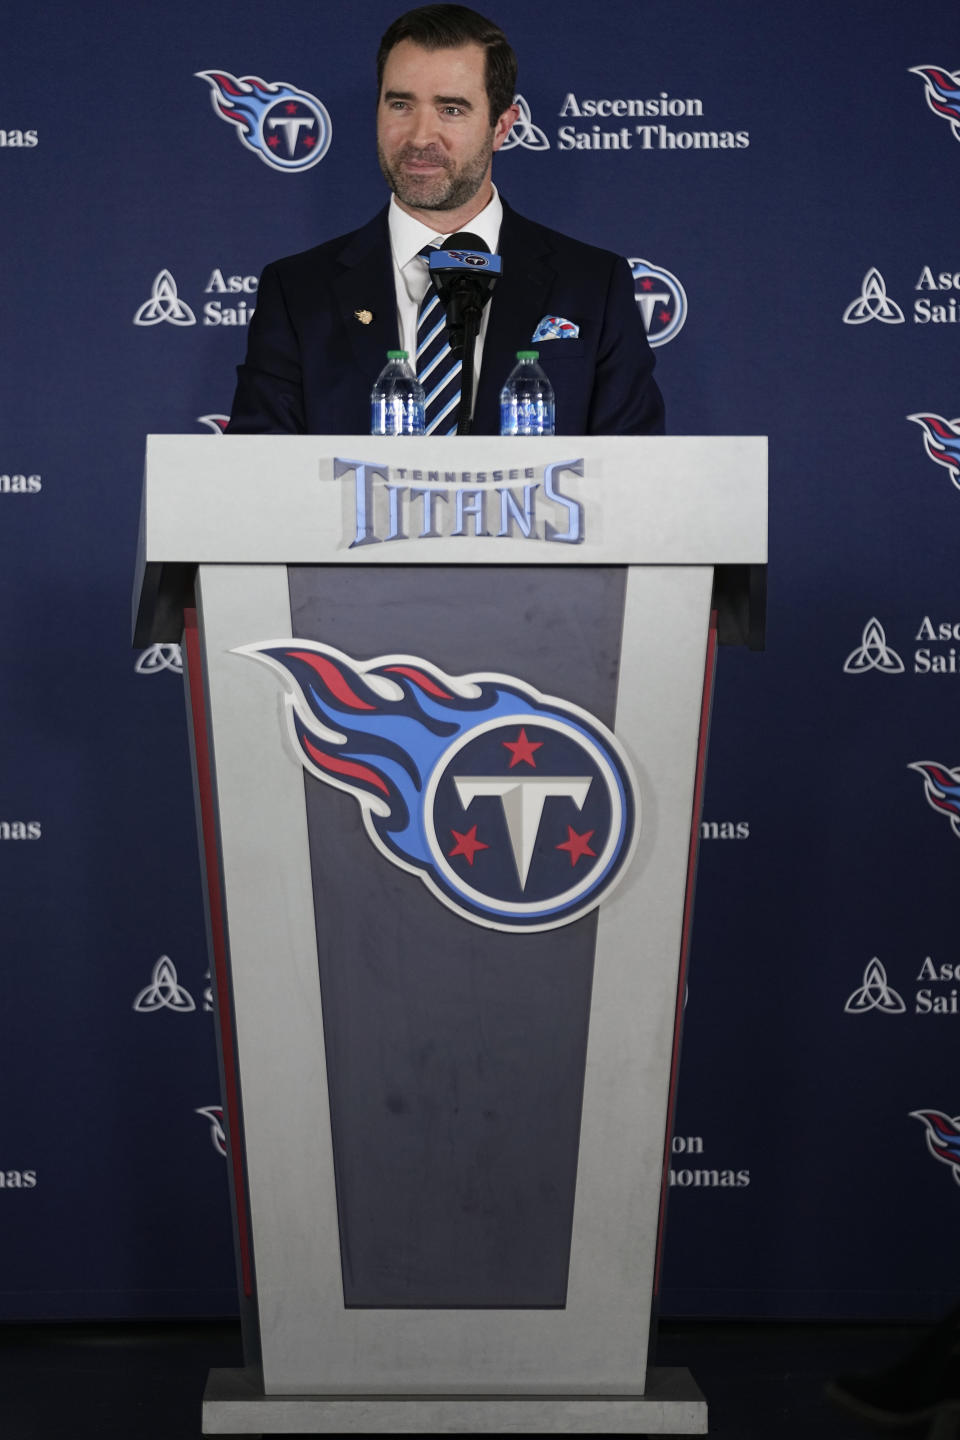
left=372, top=397, right=424, bottom=435
left=499, top=398, right=555, bottom=436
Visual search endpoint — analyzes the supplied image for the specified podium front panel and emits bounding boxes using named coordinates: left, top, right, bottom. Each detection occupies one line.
left=194, top=557, right=713, bottom=1394
left=288, top=564, right=624, bottom=1308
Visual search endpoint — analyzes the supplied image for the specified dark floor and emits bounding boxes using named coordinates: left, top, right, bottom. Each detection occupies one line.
left=0, top=1317, right=955, bottom=1438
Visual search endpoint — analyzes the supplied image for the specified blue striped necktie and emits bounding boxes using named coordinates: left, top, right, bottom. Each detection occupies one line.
left=416, top=246, right=461, bottom=436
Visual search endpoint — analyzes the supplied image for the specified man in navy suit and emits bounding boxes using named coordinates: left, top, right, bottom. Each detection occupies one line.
left=228, top=4, right=664, bottom=438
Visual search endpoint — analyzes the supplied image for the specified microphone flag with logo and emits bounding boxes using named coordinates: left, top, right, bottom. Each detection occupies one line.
left=427, top=231, right=502, bottom=355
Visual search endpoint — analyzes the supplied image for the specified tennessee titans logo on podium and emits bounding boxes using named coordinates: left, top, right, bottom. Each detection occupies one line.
left=237, top=641, right=639, bottom=932
left=196, top=71, right=332, bottom=172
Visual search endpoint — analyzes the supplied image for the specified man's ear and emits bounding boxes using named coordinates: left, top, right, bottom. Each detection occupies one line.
left=492, top=102, right=520, bottom=152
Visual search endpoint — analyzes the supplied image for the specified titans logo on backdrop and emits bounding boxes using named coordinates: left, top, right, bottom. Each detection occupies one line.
left=912, top=1111, right=960, bottom=1187
left=238, top=641, right=639, bottom=932
left=909, top=761, right=960, bottom=839
left=196, top=71, right=332, bottom=171
left=628, top=259, right=687, bottom=346
left=910, top=66, right=960, bottom=142
left=908, top=413, right=960, bottom=490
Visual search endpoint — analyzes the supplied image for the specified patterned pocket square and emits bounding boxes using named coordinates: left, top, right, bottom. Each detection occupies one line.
left=532, top=315, right=580, bottom=341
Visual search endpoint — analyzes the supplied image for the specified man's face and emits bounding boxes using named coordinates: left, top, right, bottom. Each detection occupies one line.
left=377, top=39, right=515, bottom=216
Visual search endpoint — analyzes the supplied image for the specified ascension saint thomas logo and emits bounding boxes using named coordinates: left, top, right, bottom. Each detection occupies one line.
left=238, top=641, right=639, bottom=932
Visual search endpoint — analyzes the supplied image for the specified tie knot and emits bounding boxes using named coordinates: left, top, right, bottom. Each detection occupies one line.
left=418, top=243, right=442, bottom=292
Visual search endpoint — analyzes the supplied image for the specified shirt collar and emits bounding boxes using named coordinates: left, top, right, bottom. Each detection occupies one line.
left=388, top=186, right=503, bottom=270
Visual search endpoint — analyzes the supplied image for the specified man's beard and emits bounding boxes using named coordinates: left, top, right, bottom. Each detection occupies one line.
left=377, top=138, right=493, bottom=212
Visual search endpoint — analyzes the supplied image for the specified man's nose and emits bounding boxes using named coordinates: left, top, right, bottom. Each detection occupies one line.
left=409, top=107, right=441, bottom=147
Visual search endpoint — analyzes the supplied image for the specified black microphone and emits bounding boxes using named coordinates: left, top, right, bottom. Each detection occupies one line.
left=428, top=231, right=502, bottom=357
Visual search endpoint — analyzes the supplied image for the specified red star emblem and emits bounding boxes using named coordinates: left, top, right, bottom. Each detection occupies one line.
left=502, top=727, right=543, bottom=768
left=449, top=825, right=489, bottom=865
left=658, top=308, right=671, bottom=323
left=303, top=134, right=316, bottom=147
left=285, top=102, right=297, bottom=114
left=556, top=827, right=596, bottom=867
left=641, top=277, right=655, bottom=290
left=267, top=135, right=280, bottom=147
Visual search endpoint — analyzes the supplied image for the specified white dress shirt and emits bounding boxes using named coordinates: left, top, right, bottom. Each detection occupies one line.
left=387, top=188, right=503, bottom=409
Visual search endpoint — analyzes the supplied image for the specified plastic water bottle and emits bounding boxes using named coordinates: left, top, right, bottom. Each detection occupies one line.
left=499, top=350, right=556, bottom=436
left=370, top=350, right=425, bottom=435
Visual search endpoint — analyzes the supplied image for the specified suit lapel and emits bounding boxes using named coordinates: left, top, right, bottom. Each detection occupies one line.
left=473, top=203, right=556, bottom=435
left=333, top=208, right=400, bottom=384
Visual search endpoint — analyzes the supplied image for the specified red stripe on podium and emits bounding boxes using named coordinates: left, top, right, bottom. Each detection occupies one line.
left=183, top=609, right=254, bottom=1300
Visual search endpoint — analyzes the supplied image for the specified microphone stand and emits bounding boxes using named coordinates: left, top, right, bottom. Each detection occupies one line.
left=455, top=305, right=483, bottom=436
left=429, top=234, right=498, bottom=436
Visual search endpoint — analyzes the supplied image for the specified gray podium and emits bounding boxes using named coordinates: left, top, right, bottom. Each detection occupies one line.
left=134, top=434, right=767, bottom=1436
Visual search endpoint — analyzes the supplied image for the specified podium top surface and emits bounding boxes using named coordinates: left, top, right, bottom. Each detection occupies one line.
left=134, top=434, right=767, bottom=643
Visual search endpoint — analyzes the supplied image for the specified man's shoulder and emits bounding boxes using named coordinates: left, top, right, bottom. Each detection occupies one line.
left=499, top=200, right=626, bottom=274
left=258, top=208, right=390, bottom=283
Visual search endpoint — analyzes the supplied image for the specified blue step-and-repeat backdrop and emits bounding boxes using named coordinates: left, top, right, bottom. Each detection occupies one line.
left=3, top=0, right=960, bottom=1322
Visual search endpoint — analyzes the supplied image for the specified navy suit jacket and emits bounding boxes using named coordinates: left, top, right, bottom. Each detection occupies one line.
left=227, top=198, right=664, bottom=436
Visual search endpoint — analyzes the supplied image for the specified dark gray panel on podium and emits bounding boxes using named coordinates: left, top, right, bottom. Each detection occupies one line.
left=288, top=565, right=627, bottom=1307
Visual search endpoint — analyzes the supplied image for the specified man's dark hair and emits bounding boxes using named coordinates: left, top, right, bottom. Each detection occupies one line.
left=377, top=5, right=517, bottom=126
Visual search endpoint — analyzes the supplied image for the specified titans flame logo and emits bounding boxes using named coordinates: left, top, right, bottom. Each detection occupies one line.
left=237, top=641, right=639, bottom=932
left=196, top=71, right=332, bottom=172
left=909, top=761, right=960, bottom=839
left=908, top=413, right=960, bottom=491
left=909, top=66, right=960, bottom=143
left=912, top=1110, right=960, bottom=1187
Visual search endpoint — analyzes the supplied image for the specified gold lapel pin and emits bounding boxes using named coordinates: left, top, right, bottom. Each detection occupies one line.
left=354, top=309, right=373, bottom=325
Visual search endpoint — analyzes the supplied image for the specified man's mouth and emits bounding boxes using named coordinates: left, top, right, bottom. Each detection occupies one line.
left=400, top=152, right=448, bottom=171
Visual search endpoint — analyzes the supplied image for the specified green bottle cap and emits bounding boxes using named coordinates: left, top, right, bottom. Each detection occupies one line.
left=516, top=349, right=539, bottom=360
left=387, top=349, right=408, bottom=359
